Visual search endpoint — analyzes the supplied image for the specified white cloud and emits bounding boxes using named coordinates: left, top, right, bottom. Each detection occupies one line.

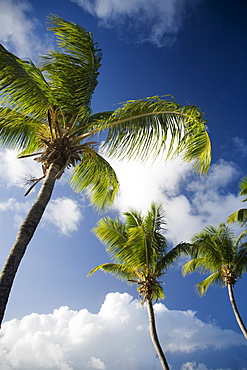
left=0, top=149, right=42, bottom=188
left=0, top=0, right=53, bottom=58
left=71, top=0, right=205, bottom=46
left=44, top=197, right=82, bottom=235
left=0, top=292, right=245, bottom=370
left=105, top=155, right=242, bottom=245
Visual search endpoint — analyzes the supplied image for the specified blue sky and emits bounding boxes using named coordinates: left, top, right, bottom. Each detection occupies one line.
left=0, top=0, right=247, bottom=369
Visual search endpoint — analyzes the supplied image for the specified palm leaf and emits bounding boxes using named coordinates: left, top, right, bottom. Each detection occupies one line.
left=0, top=107, right=46, bottom=153
left=91, top=96, right=211, bottom=174
left=92, top=217, right=128, bottom=260
left=70, top=150, right=119, bottom=210
left=239, top=176, right=247, bottom=200
left=182, top=257, right=206, bottom=276
left=196, top=272, right=223, bottom=296
left=41, top=14, right=102, bottom=121
left=228, top=208, right=247, bottom=226
left=87, top=263, right=137, bottom=281
left=234, top=243, right=247, bottom=274
left=0, top=45, right=52, bottom=119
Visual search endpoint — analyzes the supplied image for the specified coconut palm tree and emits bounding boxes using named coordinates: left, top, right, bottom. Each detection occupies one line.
left=88, top=203, right=188, bottom=370
left=182, top=223, right=247, bottom=339
left=0, top=14, right=211, bottom=327
left=228, top=176, right=247, bottom=225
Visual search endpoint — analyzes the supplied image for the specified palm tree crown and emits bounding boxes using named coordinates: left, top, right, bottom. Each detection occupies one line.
left=182, top=222, right=247, bottom=339
left=89, top=203, right=183, bottom=302
left=0, top=14, right=211, bottom=210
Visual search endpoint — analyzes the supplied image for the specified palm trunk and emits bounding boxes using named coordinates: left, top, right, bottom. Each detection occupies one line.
left=146, top=299, right=170, bottom=370
left=228, top=283, right=247, bottom=340
left=0, top=163, right=59, bottom=327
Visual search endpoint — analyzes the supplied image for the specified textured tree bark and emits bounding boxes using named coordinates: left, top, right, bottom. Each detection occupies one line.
left=146, top=299, right=170, bottom=370
left=228, top=284, right=247, bottom=339
left=0, top=163, right=59, bottom=327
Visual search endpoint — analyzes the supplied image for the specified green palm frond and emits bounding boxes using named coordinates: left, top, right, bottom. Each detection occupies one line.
left=87, top=263, right=137, bottom=281
left=234, top=243, right=247, bottom=274
left=228, top=208, right=247, bottom=226
left=0, top=45, right=52, bottom=119
left=42, top=14, right=102, bottom=120
left=124, top=210, right=143, bottom=229
left=196, top=272, right=223, bottom=296
left=0, top=107, right=45, bottom=152
left=93, top=217, right=128, bottom=261
left=239, top=176, right=247, bottom=200
left=182, top=257, right=207, bottom=276
left=158, top=242, right=191, bottom=271
left=70, top=150, right=119, bottom=210
left=227, top=176, right=247, bottom=226
left=93, top=96, right=211, bottom=174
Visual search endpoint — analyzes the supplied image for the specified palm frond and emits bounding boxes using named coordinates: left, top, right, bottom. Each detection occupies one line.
left=70, top=150, right=119, bottom=210
left=234, top=243, right=247, bottom=274
left=92, top=217, right=128, bottom=259
left=182, top=257, right=207, bottom=276
left=92, top=96, right=211, bottom=174
left=42, top=14, right=102, bottom=120
left=0, top=107, right=45, bottom=152
left=239, top=176, right=247, bottom=200
left=0, top=45, right=52, bottom=119
left=228, top=208, right=247, bottom=226
left=124, top=210, right=143, bottom=229
left=157, top=242, right=191, bottom=271
left=87, top=263, right=137, bottom=281
left=196, top=272, right=223, bottom=296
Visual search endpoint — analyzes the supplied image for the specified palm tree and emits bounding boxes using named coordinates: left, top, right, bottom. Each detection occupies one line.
left=88, top=203, right=188, bottom=370
left=0, top=14, right=211, bottom=327
left=228, top=176, right=247, bottom=225
left=182, top=223, right=247, bottom=339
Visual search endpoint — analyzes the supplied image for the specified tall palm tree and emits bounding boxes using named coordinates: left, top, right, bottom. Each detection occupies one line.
left=182, top=223, right=247, bottom=339
left=88, top=203, right=188, bottom=370
left=0, top=14, right=211, bottom=327
left=228, top=176, right=247, bottom=225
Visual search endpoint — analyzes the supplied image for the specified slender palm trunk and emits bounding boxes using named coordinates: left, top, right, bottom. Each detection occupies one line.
left=146, top=299, right=170, bottom=370
left=0, top=163, right=59, bottom=327
left=228, top=283, right=247, bottom=339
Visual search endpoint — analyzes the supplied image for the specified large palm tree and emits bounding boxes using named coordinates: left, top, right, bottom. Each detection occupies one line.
left=182, top=223, right=247, bottom=339
left=88, top=203, right=188, bottom=370
left=228, top=176, right=247, bottom=225
left=0, top=14, right=211, bottom=327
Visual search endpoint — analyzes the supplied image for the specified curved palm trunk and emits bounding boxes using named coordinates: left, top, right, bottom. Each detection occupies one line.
left=227, top=284, right=247, bottom=340
left=146, top=299, right=170, bottom=370
left=0, top=163, right=59, bottom=327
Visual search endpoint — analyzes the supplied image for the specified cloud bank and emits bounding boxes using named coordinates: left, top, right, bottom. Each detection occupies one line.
left=0, top=292, right=246, bottom=370
left=72, top=0, right=205, bottom=46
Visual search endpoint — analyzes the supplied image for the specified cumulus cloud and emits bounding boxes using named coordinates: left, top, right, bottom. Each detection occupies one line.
left=71, top=0, right=205, bottom=46
left=0, top=292, right=245, bottom=370
left=44, top=197, right=82, bottom=235
left=0, top=0, right=53, bottom=58
left=105, top=155, right=242, bottom=245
